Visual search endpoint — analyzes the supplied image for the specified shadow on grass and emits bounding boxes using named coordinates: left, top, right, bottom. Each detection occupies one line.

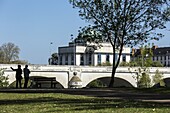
left=1, top=88, right=170, bottom=112
left=0, top=96, right=170, bottom=112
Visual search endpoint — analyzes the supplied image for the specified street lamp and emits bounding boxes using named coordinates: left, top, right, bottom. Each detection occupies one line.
left=50, top=42, right=53, bottom=56
left=48, top=42, right=53, bottom=65
left=74, top=40, right=76, bottom=66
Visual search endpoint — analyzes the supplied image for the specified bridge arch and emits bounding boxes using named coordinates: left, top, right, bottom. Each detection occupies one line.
left=81, top=72, right=137, bottom=88
left=86, top=77, right=133, bottom=88
left=86, top=77, right=133, bottom=87
left=162, top=77, right=170, bottom=87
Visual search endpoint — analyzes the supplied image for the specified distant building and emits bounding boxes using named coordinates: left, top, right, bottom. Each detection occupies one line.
left=58, top=41, right=131, bottom=66
left=132, top=45, right=170, bottom=67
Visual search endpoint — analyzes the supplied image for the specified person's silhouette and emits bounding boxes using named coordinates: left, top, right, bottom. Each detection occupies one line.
left=11, top=65, right=22, bottom=88
left=23, top=65, right=30, bottom=88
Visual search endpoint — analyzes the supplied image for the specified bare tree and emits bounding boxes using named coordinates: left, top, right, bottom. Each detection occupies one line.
left=70, top=0, right=170, bottom=87
left=0, top=42, right=20, bottom=63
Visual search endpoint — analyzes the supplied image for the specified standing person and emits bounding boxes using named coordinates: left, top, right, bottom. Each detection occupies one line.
left=11, top=65, right=22, bottom=88
left=23, top=65, right=30, bottom=88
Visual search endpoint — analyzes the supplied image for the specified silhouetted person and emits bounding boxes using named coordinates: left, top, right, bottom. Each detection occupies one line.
left=11, top=65, right=22, bottom=88
left=23, top=65, right=30, bottom=88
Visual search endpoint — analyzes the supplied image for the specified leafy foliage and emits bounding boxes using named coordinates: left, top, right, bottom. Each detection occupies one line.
left=152, top=69, right=165, bottom=87
left=87, top=79, right=107, bottom=88
left=128, top=43, right=163, bottom=67
left=129, top=67, right=165, bottom=88
left=120, top=43, right=163, bottom=67
left=140, top=44, right=153, bottom=67
left=120, top=61, right=163, bottom=67
left=70, top=0, right=170, bottom=87
left=0, top=69, right=9, bottom=88
left=119, top=61, right=137, bottom=67
left=98, top=61, right=112, bottom=66
left=130, top=67, right=151, bottom=88
left=70, top=0, right=170, bottom=46
left=151, top=61, right=163, bottom=67
left=138, top=71, right=151, bottom=88
left=49, top=53, right=58, bottom=65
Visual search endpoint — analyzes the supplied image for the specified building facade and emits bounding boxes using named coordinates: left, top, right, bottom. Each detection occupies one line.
left=152, top=46, right=170, bottom=67
left=132, top=46, right=170, bottom=67
left=58, top=41, right=131, bottom=66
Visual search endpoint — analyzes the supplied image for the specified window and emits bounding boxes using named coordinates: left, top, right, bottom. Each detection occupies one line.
left=122, top=54, right=126, bottom=62
left=106, top=54, right=110, bottom=62
left=164, top=61, right=167, bottom=66
left=98, top=54, right=101, bottom=65
left=89, top=53, right=92, bottom=65
left=165, top=56, right=167, bottom=61
left=59, top=55, right=62, bottom=65
left=71, top=54, right=74, bottom=65
left=65, top=55, right=68, bottom=65
left=80, top=54, right=84, bottom=65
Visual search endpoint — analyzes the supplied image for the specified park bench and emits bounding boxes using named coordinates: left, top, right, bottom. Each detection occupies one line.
left=33, top=77, right=58, bottom=88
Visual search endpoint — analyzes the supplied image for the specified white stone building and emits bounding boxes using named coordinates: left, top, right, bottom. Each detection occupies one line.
left=58, top=41, right=131, bottom=66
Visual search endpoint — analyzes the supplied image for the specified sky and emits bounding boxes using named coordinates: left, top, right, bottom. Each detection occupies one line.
left=0, top=0, right=170, bottom=64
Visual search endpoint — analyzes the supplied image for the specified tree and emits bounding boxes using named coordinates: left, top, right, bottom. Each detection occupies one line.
left=138, top=43, right=154, bottom=67
left=0, top=69, right=9, bottom=88
left=0, top=42, right=20, bottom=63
left=152, top=69, right=165, bottom=87
left=70, top=0, right=170, bottom=87
left=48, top=53, right=58, bottom=65
left=0, top=51, right=4, bottom=63
left=136, top=67, right=151, bottom=88
left=131, top=43, right=163, bottom=67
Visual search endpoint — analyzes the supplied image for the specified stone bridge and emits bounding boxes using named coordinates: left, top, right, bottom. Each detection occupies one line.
left=1, top=64, right=170, bottom=88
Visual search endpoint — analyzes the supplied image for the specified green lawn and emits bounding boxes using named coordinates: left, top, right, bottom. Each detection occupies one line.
left=0, top=92, right=170, bottom=113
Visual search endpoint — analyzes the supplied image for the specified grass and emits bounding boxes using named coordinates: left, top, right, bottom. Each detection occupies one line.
left=0, top=91, right=170, bottom=113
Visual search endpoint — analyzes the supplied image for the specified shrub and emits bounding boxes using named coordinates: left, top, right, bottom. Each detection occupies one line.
left=87, top=79, right=106, bottom=88
left=138, top=72, right=151, bottom=88
left=130, top=67, right=151, bottom=88
left=151, top=61, right=163, bottom=67
left=119, top=61, right=129, bottom=66
left=100, top=61, right=112, bottom=66
left=152, top=69, right=165, bottom=87
left=0, top=69, right=9, bottom=88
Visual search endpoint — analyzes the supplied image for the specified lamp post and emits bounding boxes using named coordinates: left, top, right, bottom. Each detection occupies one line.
left=48, top=42, right=53, bottom=65
left=50, top=42, right=53, bottom=56
left=70, top=35, right=76, bottom=66
left=74, top=40, right=76, bottom=66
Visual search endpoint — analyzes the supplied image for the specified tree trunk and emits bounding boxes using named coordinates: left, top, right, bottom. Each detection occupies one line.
left=108, top=67, right=116, bottom=88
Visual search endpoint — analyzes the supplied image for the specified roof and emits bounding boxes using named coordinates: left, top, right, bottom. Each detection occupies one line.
left=153, top=47, right=170, bottom=55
